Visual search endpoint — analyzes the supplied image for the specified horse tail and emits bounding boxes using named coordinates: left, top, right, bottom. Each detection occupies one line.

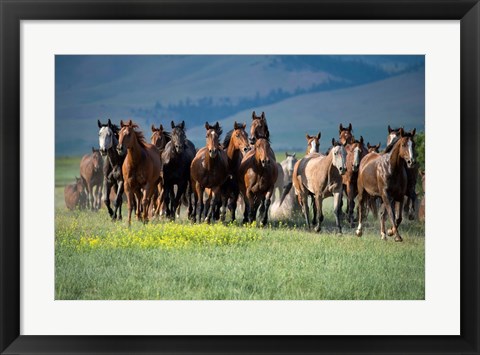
left=279, top=182, right=293, bottom=206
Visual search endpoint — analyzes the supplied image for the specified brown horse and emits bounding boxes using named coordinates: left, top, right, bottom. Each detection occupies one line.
left=387, top=125, right=418, bottom=220
left=356, top=128, right=416, bottom=241
left=305, top=132, right=321, bottom=155
left=219, top=121, right=251, bottom=221
left=342, top=136, right=368, bottom=227
left=291, top=139, right=346, bottom=233
left=190, top=122, right=229, bottom=223
left=150, top=123, right=172, bottom=217
left=339, top=123, right=354, bottom=145
left=117, top=120, right=162, bottom=224
left=238, top=136, right=278, bottom=225
left=64, top=177, right=86, bottom=210
left=367, top=142, right=381, bottom=153
left=80, top=147, right=103, bottom=210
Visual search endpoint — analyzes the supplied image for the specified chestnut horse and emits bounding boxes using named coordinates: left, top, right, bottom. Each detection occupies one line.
left=219, top=121, right=251, bottom=221
left=291, top=139, right=346, bottom=233
left=98, top=119, right=125, bottom=220
left=238, top=136, right=278, bottom=225
left=339, top=123, right=354, bottom=145
left=356, top=128, right=416, bottom=241
left=305, top=132, right=321, bottom=155
left=161, top=120, right=196, bottom=220
left=190, top=122, right=229, bottom=223
left=64, top=177, right=86, bottom=210
left=387, top=125, right=418, bottom=220
left=80, top=147, right=103, bottom=210
left=342, top=136, right=368, bottom=227
left=117, top=120, right=162, bottom=224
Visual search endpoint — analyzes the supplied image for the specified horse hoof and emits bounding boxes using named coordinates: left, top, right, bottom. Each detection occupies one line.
left=381, top=233, right=387, bottom=240
left=314, top=225, right=321, bottom=233
left=387, top=229, right=394, bottom=236
left=355, top=229, right=362, bottom=237
left=395, top=236, right=403, bottom=242
left=408, top=214, right=415, bottom=221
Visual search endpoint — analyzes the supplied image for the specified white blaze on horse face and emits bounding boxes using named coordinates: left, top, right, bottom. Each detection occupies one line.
left=310, top=140, right=318, bottom=154
left=353, top=147, right=361, bottom=168
left=99, top=127, right=113, bottom=151
left=407, top=139, right=414, bottom=161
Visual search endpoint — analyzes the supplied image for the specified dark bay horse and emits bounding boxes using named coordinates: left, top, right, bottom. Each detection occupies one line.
left=238, top=136, right=278, bottom=225
left=150, top=123, right=171, bottom=217
left=80, top=147, right=103, bottom=210
left=387, top=125, right=418, bottom=220
left=305, top=132, right=321, bottom=155
left=161, top=120, right=196, bottom=220
left=98, top=119, right=125, bottom=220
left=342, top=136, right=368, bottom=227
left=219, top=121, right=250, bottom=222
left=64, top=177, right=86, bottom=210
left=291, top=139, right=346, bottom=233
left=117, top=120, right=162, bottom=224
left=190, top=122, right=229, bottom=223
left=356, top=128, right=416, bottom=241
left=250, top=111, right=270, bottom=144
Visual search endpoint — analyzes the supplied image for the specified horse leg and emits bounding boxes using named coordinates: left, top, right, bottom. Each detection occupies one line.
left=301, top=192, right=310, bottom=229
left=311, top=194, right=317, bottom=227
left=333, top=190, right=343, bottom=234
left=355, top=186, right=365, bottom=237
left=103, top=178, right=114, bottom=217
left=379, top=203, right=387, bottom=240
left=125, top=184, right=134, bottom=226
left=382, top=193, right=402, bottom=242
left=246, top=192, right=256, bottom=223
left=262, top=189, right=274, bottom=226
left=408, top=189, right=417, bottom=221
left=314, top=194, right=323, bottom=232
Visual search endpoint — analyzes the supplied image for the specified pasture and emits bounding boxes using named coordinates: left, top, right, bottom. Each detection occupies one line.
left=55, top=156, right=425, bottom=300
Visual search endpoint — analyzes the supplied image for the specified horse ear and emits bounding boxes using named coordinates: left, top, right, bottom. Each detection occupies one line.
left=159, top=124, right=163, bottom=131
left=360, top=135, right=364, bottom=144
left=171, top=121, right=175, bottom=129
left=97, top=119, right=102, bottom=128
left=120, top=120, right=125, bottom=127
left=339, top=123, right=343, bottom=133
left=285, top=152, right=288, bottom=158
left=180, top=121, right=185, bottom=130
left=252, top=111, right=256, bottom=119
left=234, top=121, right=238, bottom=129
left=411, top=128, right=416, bottom=136
left=331, top=138, right=335, bottom=146
left=348, top=123, right=352, bottom=131
left=377, top=142, right=381, bottom=149
left=261, top=112, right=265, bottom=119
left=399, top=127, right=405, bottom=137
left=306, top=133, right=311, bottom=140
left=388, top=125, right=392, bottom=133
left=151, top=124, right=156, bottom=132
left=367, top=142, right=371, bottom=149
left=92, top=146, right=95, bottom=153
left=242, top=122, right=246, bottom=129
left=127, top=119, right=132, bottom=126
left=205, top=122, right=209, bottom=130
left=317, top=131, right=321, bottom=140
left=292, top=152, right=296, bottom=158
left=107, top=119, right=112, bottom=127
left=215, top=122, right=220, bottom=130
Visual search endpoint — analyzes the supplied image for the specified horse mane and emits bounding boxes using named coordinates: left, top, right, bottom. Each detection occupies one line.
left=223, top=129, right=233, bottom=148
left=255, top=134, right=270, bottom=144
left=128, top=123, right=148, bottom=148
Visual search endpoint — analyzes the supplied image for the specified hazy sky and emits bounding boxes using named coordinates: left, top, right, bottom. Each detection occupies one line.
left=55, top=55, right=424, bottom=155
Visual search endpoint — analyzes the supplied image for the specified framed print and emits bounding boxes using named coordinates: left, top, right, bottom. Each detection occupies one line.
left=1, top=0, right=479, bottom=354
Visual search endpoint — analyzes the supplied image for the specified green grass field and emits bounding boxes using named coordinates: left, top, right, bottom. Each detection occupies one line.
left=55, top=156, right=425, bottom=300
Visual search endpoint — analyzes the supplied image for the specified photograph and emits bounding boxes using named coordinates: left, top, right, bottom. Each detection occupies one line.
left=55, top=54, right=425, bottom=300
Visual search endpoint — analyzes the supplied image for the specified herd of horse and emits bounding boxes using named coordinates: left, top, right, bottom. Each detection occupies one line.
left=64, top=112, right=425, bottom=242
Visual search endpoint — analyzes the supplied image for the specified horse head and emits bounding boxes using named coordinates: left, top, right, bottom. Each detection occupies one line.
left=367, top=142, right=381, bottom=153
left=97, top=119, right=118, bottom=156
left=231, top=121, right=250, bottom=154
left=151, top=123, right=169, bottom=151
left=398, top=128, right=416, bottom=168
left=171, top=120, right=187, bottom=154
left=331, top=138, right=347, bottom=175
left=91, top=147, right=103, bottom=172
left=250, top=111, right=270, bottom=144
left=351, top=136, right=365, bottom=172
left=254, top=136, right=271, bottom=168
left=205, top=121, right=222, bottom=159
left=339, top=123, right=354, bottom=145
left=306, top=131, right=321, bottom=154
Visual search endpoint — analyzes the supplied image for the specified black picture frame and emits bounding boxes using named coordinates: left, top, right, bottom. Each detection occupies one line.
left=1, top=1, right=479, bottom=354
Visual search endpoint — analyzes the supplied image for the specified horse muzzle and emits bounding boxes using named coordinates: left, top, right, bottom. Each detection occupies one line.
left=116, top=145, right=124, bottom=156
left=406, top=159, right=415, bottom=168
left=338, top=166, right=346, bottom=175
left=99, top=148, right=107, bottom=156
left=209, top=149, right=218, bottom=159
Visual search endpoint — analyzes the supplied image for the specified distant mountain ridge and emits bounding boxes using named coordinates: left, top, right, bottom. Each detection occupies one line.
left=55, top=55, right=424, bottom=156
